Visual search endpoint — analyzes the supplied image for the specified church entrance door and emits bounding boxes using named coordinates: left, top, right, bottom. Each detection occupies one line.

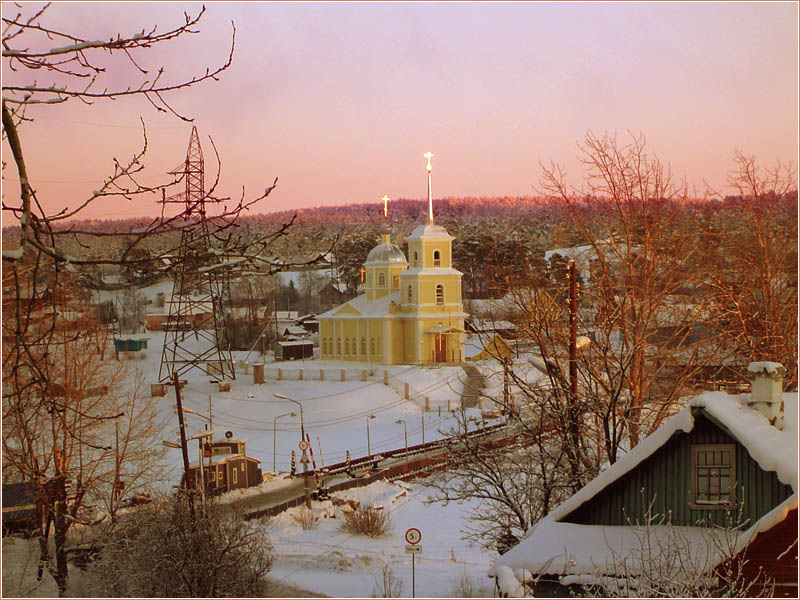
left=435, top=334, right=446, bottom=363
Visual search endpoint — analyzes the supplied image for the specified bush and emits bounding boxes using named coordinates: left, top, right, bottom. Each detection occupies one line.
left=449, top=565, right=493, bottom=598
left=86, top=495, right=273, bottom=597
left=292, top=507, right=319, bottom=530
left=371, top=563, right=403, bottom=598
left=341, top=503, right=390, bottom=537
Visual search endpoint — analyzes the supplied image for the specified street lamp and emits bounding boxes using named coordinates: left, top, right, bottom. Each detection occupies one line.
left=273, top=412, right=296, bottom=473
left=273, top=393, right=304, bottom=442
left=395, top=419, right=408, bottom=463
left=274, top=392, right=311, bottom=509
left=366, top=414, right=376, bottom=456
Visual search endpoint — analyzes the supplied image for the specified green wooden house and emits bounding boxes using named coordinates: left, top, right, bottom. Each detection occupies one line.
left=493, top=362, right=797, bottom=597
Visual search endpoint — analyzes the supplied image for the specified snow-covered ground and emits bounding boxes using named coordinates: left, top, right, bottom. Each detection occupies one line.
left=265, top=480, right=497, bottom=598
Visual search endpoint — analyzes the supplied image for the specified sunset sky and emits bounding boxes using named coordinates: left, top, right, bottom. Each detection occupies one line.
left=2, top=2, right=798, bottom=222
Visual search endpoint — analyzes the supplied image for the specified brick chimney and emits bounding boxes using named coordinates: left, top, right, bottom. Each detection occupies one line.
left=747, top=361, right=786, bottom=429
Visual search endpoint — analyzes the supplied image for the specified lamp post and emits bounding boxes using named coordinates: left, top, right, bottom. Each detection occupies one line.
left=395, top=419, right=408, bottom=464
left=273, top=393, right=304, bottom=442
left=273, top=412, right=296, bottom=473
left=366, top=414, right=376, bottom=456
left=274, top=392, right=311, bottom=508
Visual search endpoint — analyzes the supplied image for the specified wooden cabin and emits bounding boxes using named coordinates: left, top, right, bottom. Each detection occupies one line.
left=493, top=362, right=797, bottom=597
left=184, top=439, right=262, bottom=496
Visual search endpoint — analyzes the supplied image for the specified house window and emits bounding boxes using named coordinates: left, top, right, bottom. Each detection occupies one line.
left=407, top=285, right=413, bottom=303
left=435, top=284, right=444, bottom=305
left=433, top=250, right=441, bottom=267
left=413, top=251, right=418, bottom=267
left=378, top=272, right=386, bottom=287
left=691, top=444, right=736, bottom=507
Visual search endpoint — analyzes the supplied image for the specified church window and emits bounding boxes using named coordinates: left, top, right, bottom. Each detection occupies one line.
left=435, top=284, right=444, bottom=305
left=407, top=285, right=413, bottom=303
left=378, top=272, right=386, bottom=287
left=413, top=251, right=418, bottom=267
left=361, top=338, right=366, bottom=355
left=392, top=274, right=399, bottom=289
left=433, top=250, right=441, bottom=267
left=345, top=338, right=350, bottom=355
left=370, top=338, right=375, bottom=355
left=337, top=339, right=341, bottom=355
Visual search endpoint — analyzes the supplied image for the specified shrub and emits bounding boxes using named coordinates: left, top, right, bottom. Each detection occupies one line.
left=371, top=563, right=403, bottom=598
left=86, top=495, right=273, bottom=597
left=292, top=507, right=319, bottom=530
left=341, top=503, right=390, bottom=537
left=449, top=565, right=493, bottom=598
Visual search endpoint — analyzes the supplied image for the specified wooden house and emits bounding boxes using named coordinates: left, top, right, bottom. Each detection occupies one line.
left=273, top=340, right=314, bottom=361
left=492, top=361, right=797, bottom=597
left=185, top=439, right=262, bottom=496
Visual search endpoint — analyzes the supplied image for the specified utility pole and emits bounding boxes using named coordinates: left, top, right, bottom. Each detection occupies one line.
left=567, top=261, right=581, bottom=490
left=172, top=370, right=194, bottom=519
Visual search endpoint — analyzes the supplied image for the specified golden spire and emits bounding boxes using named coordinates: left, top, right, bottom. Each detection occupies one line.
left=424, top=151, right=434, bottom=224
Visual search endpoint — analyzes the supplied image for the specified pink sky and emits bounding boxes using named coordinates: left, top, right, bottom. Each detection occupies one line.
left=2, top=2, right=798, bottom=222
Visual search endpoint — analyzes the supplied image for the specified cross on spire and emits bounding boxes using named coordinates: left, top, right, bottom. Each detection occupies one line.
left=424, top=151, right=434, bottom=224
left=381, top=194, right=390, bottom=220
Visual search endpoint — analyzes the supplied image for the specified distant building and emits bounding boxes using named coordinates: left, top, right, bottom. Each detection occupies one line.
left=185, top=438, right=262, bottom=495
left=318, top=155, right=466, bottom=364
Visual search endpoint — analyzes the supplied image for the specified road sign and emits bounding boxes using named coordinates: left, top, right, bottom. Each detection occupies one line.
left=298, top=440, right=309, bottom=451
left=405, top=544, right=422, bottom=554
left=405, top=527, right=422, bottom=544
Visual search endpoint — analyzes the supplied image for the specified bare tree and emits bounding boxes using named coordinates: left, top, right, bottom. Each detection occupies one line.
left=425, top=406, right=576, bottom=551
left=535, top=132, right=725, bottom=456
left=705, top=152, right=798, bottom=389
left=1, top=274, right=163, bottom=595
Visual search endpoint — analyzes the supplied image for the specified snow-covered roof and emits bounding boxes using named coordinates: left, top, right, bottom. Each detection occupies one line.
left=277, top=340, right=314, bottom=347
left=468, top=318, right=517, bottom=331
left=548, top=391, right=797, bottom=525
left=492, top=390, right=799, bottom=592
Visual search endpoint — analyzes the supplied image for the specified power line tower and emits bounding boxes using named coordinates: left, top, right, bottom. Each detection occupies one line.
left=158, top=126, right=235, bottom=383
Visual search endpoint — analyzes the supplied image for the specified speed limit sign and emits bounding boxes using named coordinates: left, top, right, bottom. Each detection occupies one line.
left=298, top=440, right=309, bottom=451
left=405, top=527, right=422, bottom=544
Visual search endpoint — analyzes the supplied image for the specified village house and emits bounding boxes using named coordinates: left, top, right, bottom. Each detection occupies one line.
left=492, top=361, right=798, bottom=597
left=184, top=438, right=262, bottom=496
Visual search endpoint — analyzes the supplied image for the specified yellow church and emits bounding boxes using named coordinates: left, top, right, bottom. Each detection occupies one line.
left=318, top=153, right=467, bottom=364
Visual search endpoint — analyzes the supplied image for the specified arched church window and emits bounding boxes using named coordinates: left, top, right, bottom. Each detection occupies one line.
left=378, top=272, right=386, bottom=287
left=407, top=285, right=413, bottom=303
left=413, top=251, right=418, bottom=267
left=361, top=338, right=366, bottom=355
left=435, top=284, right=444, bottom=305
left=433, top=250, right=441, bottom=267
